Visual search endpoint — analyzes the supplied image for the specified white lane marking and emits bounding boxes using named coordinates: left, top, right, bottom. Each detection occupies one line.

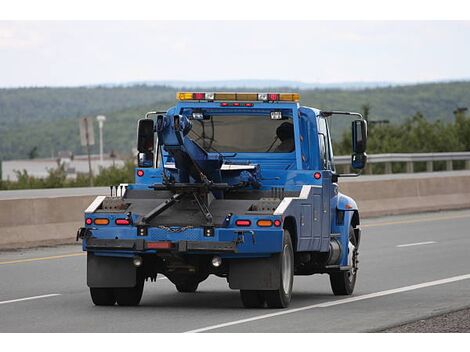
left=184, top=273, right=470, bottom=333
left=397, top=241, right=437, bottom=248
left=0, top=294, right=61, bottom=305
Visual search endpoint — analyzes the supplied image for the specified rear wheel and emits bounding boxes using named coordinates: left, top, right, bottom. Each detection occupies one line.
left=240, top=290, right=266, bottom=308
left=115, top=276, right=145, bottom=306
left=265, top=230, right=294, bottom=308
left=329, top=226, right=358, bottom=295
left=90, top=287, right=116, bottom=306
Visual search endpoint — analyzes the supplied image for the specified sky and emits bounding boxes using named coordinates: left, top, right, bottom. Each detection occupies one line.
left=0, top=21, right=470, bottom=87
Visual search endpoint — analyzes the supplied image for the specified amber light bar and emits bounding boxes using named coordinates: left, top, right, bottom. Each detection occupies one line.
left=176, top=92, right=300, bottom=102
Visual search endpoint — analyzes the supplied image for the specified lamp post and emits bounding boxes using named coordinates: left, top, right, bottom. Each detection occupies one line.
left=96, top=115, right=106, bottom=167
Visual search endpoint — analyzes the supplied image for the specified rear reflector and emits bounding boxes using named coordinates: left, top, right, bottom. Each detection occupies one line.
left=235, top=219, right=251, bottom=227
left=94, top=218, right=109, bottom=225
left=85, top=218, right=92, bottom=225
left=115, top=219, right=130, bottom=225
left=274, top=219, right=282, bottom=227
left=146, top=241, right=174, bottom=249
left=137, top=169, right=144, bottom=177
left=257, top=220, right=273, bottom=227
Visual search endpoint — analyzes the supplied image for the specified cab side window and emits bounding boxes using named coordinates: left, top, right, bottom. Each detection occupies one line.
left=318, top=117, right=334, bottom=170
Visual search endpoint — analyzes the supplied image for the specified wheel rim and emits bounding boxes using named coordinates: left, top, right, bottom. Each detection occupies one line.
left=347, top=238, right=358, bottom=282
left=281, top=243, right=293, bottom=294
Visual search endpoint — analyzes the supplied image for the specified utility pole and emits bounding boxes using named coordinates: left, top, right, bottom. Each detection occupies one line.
left=79, top=117, right=95, bottom=187
left=96, top=115, right=106, bottom=167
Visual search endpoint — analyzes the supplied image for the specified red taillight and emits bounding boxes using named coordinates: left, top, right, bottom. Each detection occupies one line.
left=268, top=93, right=280, bottom=101
left=115, top=219, right=130, bottom=225
left=314, top=172, right=321, bottom=180
left=244, top=103, right=253, bottom=107
left=220, top=102, right=229, bottom=107
left=146, top=241, right=174, bottom=249
left=137, top=169, right=144, bottom=177
left=193, top=93, right=205, bottom=100
left=274, top=219, right=282, bottom=227
left=235, top=219, right=251, bottom=227
left=233, top=102, right=240, bottom=106
left=85, top=218, right=92, bottom=225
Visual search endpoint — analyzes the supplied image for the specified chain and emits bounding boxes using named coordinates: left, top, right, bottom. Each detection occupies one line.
left=157, top=225, right=194, bottom=233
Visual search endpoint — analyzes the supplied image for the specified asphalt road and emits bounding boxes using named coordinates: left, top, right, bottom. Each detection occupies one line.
left=1, top=209, right=469, bottom=333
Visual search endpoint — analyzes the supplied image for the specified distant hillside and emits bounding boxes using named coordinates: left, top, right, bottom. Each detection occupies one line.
left=0, top=81, right=469, bottom=161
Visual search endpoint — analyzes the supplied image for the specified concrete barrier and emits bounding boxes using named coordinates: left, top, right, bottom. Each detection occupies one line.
left=1, top=171, right=470, bottom=249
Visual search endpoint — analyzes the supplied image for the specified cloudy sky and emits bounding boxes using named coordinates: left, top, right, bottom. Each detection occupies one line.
left=0, top=21, right=469, bottom=87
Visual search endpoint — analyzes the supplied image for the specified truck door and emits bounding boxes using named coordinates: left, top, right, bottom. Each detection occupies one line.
left=318, top=116, right=333, bottom=252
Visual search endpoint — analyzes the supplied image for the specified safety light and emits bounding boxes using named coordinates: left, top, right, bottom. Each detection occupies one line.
left=192, top=112, right=204, bottom=120
left=235, top=219, right=251, bottom=227
left=257, top=219, right=273, bottom=227
left=85, top=218, right=92, bottom=225
left=274, top=219, right=282, bottom=227
left=270, top=111, right=283, bottom=120
left=94, top=218, right=110, bottom=225
left=137, top=169, right=144, bottom=177
left=115, top=219, right=130, bottom=225
left=177, top=92, right=300, bottom=102
left=268, top=93, right=280, bottom=101
left=314, top=172, right=322, bottom=180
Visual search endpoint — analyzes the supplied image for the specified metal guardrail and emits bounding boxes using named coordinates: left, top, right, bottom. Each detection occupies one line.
left=335, top=152, right=470, bottom=173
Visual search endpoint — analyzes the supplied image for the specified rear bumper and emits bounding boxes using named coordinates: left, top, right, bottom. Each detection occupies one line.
left=86, top=237, right=237, bottom=253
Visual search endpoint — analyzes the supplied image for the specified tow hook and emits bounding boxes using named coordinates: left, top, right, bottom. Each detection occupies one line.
left=76, top=227, right=92, bottom=241
left=235, top=230, right=255, bottom=245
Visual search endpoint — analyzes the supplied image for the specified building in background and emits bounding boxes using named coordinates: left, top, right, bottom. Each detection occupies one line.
left=1, top=152, right=125, bottom=182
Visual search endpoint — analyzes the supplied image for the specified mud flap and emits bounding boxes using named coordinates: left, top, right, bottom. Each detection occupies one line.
left=87, top=253, right=137, bottom=288
left=228, top=255, right=281, bottom=290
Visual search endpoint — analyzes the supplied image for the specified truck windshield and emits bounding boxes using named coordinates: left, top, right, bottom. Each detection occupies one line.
left=188, top=115, right=295, bottom=153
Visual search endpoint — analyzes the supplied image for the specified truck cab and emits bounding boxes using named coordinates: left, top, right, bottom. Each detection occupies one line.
left=78, top=92, right=367, bottom=308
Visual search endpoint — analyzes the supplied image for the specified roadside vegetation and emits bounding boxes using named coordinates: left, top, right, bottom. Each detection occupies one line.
left=1, top=82, right=469, bottom=189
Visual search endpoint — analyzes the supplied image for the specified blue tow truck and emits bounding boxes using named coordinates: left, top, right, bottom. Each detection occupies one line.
left=77, top=91, right=368, bottom=308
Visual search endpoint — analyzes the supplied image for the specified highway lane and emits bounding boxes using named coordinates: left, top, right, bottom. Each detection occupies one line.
left=0, top=209, right=469, bottom=332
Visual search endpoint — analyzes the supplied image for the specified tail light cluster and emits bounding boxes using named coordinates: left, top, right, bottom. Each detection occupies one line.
left=235, top=219, right=282, bottom=227
left=85, top=218, right=130, bottom=226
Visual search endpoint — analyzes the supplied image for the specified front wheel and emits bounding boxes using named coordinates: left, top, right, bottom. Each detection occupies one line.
left=329, top=226, right=358, bottom=295
left=265, top=229, right=294, bottom=308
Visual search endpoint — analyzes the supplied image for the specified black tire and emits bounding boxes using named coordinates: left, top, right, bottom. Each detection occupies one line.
left=265, top=230, right=294, bottom=308
left=90, top=287, right=116, bottom=306
left=176, top=281, right=199, bottom=293
left=115, top=278, right=144, bottom=306
left=329, top=226, right=358, bottom=295
left=240, top=290, right=266, bottom=308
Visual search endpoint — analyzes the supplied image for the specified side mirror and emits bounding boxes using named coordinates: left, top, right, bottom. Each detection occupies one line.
left=137, top=119, right=155, bottom=167
left=352, top=119, right=367, bottom=154
left=351, top=120, right=367, bottom=170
